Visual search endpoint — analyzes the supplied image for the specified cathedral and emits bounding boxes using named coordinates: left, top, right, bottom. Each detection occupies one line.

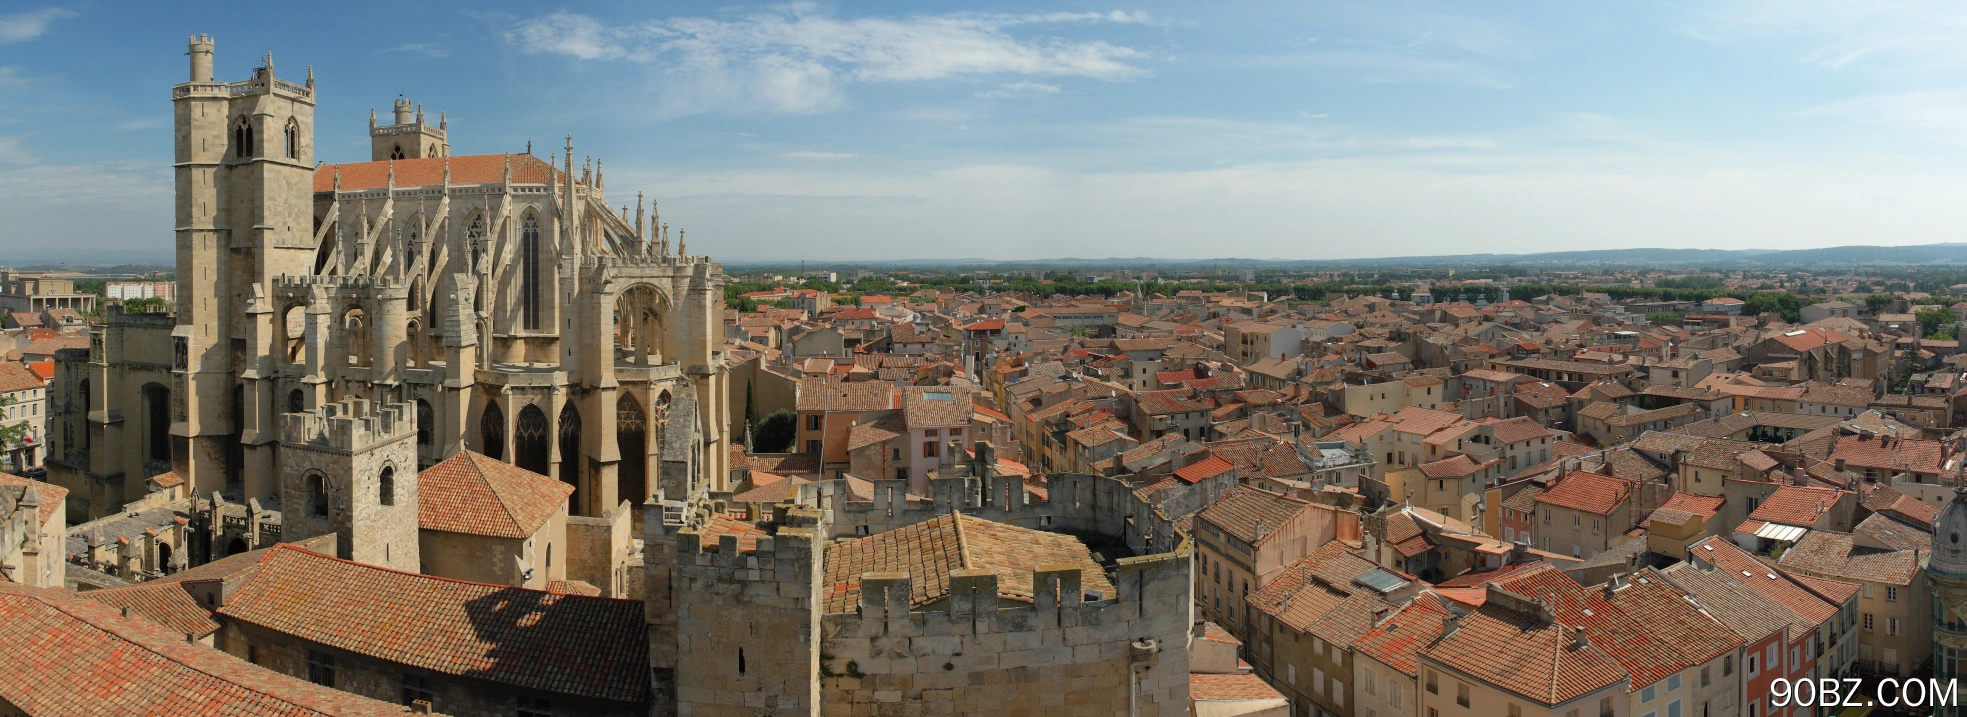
left=45, top=36, right=731, bottom=561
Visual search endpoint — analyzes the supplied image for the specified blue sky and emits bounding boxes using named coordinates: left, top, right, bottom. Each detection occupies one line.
left=7, top=1, right=1967, bottom=263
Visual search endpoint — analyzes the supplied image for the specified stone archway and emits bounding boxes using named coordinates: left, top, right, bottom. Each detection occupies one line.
left=613, top=283, right=672, bottom=366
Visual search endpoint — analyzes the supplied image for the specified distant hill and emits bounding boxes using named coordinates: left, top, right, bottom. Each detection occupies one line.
left=731, top=243, right=1967, bottom=271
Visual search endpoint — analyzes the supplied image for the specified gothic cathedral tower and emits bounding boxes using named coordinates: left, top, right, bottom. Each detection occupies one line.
left=1931, top=486, right=1967, bottom=717
left=172, top=36, right=317, bottom=499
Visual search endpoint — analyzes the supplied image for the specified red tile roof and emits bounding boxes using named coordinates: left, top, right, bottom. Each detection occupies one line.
left=1687, top=536, right=1840, bottom=624
left=416, top=451, right=573, bottom=539
left=0, top=472, right=64, bottom=525
left=77, top=582, right=221, bottom=638
left=315, top=153, right=567, bottom=192
left=0, top=583, right=415, bottom=716
left=1350, top=592, right=1453, bottom=676
left=218, top=545, right=648, bottom=703
left=1745, top=485, right=1842, bottom=528
left=1189, top=672, right=1288, bottom=701
left=1533, top=471, right=1635, bottom=516
left=1173, top=456, right=1235, bottom=484
left=0, top=362, right=46, bottom=393
left=820, top=512, right=1112, bottom=613
left=1197, top=487, right=1316, bottom=546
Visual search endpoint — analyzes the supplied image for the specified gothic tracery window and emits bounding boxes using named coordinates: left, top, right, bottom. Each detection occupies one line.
left=520, top=212, right=542, bottom=331
left=284, top=118, right=299, bottom=159
left=234, top=117, right=255, bottom=158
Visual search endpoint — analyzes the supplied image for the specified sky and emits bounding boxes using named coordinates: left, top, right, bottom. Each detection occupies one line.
left=7, top=1, right=1967, bottom=264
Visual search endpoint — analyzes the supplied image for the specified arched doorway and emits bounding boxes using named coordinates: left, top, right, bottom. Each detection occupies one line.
left=226, top=537, right=247, bottom=556
left=481, top=401, right=506, bottom=460
left=514, top=404, right=549, bottom=476
left=558, top=402, right=582, bottom=514
left=157, top=542, right=174, bottom=575
left=617, top=394, right=647, bottom=507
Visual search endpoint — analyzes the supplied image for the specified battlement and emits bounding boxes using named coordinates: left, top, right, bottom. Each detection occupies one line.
left=279, top=397, right=415, bottom=452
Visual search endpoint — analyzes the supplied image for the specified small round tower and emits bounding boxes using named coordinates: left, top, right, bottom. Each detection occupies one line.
left=1932, top=486, right=1967, bottom=715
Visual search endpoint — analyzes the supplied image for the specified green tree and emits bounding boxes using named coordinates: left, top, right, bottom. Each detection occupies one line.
left=753, top=409, right=798, bottom=453
left=1917, top=307, right=1956, bottom=338
left=1645, top=312, right=1682, bottom=325
left=0, top=395, right=27, bottom=472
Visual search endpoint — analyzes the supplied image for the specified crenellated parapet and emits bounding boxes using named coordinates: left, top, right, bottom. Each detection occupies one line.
left=279, top=396, right=415, bottom=452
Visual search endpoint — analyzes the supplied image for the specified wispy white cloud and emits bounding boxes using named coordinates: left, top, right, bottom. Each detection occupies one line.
left=780, top=151, right=858, bottom=160
left=1803, top=90, right=1967, bottom=139
left=1283, top=50, right=1516, bottom=88
left=508, top=5, right=1153, bottom=116
left=0, top=8, right=73, bottom=44
left=0, top=66, right=27, bottom=90
left=1695, top=1, right=1967, bottom=70
left=381, top=42, right=450, bottom=58
left=976, top=81, right=1061, bottom=98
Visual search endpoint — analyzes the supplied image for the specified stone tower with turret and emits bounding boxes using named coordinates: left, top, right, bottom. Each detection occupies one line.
left=277, top=397, right=420, bottom=572
left=1933, top=486, right=1967, bottom=717
left=172, top=35, right=319, bottom=501
left=370, top=96, right=448, bottom=161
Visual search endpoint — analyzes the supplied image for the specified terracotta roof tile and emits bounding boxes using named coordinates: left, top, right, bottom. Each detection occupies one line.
left=217, top=545, right=647, bottom=703
left=0, top=582, right=414, bottom=716
left=819, top=513, right=1111, bottom=613
left=1533, top=471, right=1635, bottom=516
left=77, top=582, right=222, bottom=638
left=416, top=451, right=572, bottom=539
left=1197, top=487, right=1315, bottom=545
left=1189, top=672, right=1288, bottom=701
left=1173, top=455, right=1235, bottom=484
left=316, top=153, right=565, bottom=192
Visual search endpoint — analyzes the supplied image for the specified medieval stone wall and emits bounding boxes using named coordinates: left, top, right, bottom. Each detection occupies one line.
left=816, top=552, right=1191, bottom=717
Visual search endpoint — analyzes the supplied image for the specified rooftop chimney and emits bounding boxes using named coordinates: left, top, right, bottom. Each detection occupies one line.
left=1442, top=612, right=1462, bottom=638
left=1572, top=625, right=1589, bottom=649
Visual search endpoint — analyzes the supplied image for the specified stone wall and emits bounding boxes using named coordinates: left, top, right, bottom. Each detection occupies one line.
left=567, top=498, right=633, bottom=597
left=665, top=513, right=822, bottom=717
left=816, top=551, right=1192, bottom=716
left=277, top=398, right=419, bottom=571
left=799, top=469, right=1185, bottom=558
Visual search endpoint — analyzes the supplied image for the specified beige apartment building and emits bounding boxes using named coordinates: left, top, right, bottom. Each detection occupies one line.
left=1195, top=486, right=1346, bottom=639
left=0, top=270, right=97, bottom=314
left=1225, top=320, right=1305, bottom=364
left=1779, top=530, right=1932, bottom=677
left=1532, top=469, right=1645, bottom=559
left=1246, top=541, right=1418, bottom=717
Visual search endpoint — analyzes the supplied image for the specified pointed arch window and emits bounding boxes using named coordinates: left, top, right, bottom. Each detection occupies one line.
left=284, top=118, right=299, bottom=159
left=234, top=117, right=255, bottom=159
left=520, top=212, right=542, bottom=331
left=390, top=144, right=405, bottom=160
left=481, top=401, right=506, bottom=460
left=416, top=399, right=433, bottom=447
